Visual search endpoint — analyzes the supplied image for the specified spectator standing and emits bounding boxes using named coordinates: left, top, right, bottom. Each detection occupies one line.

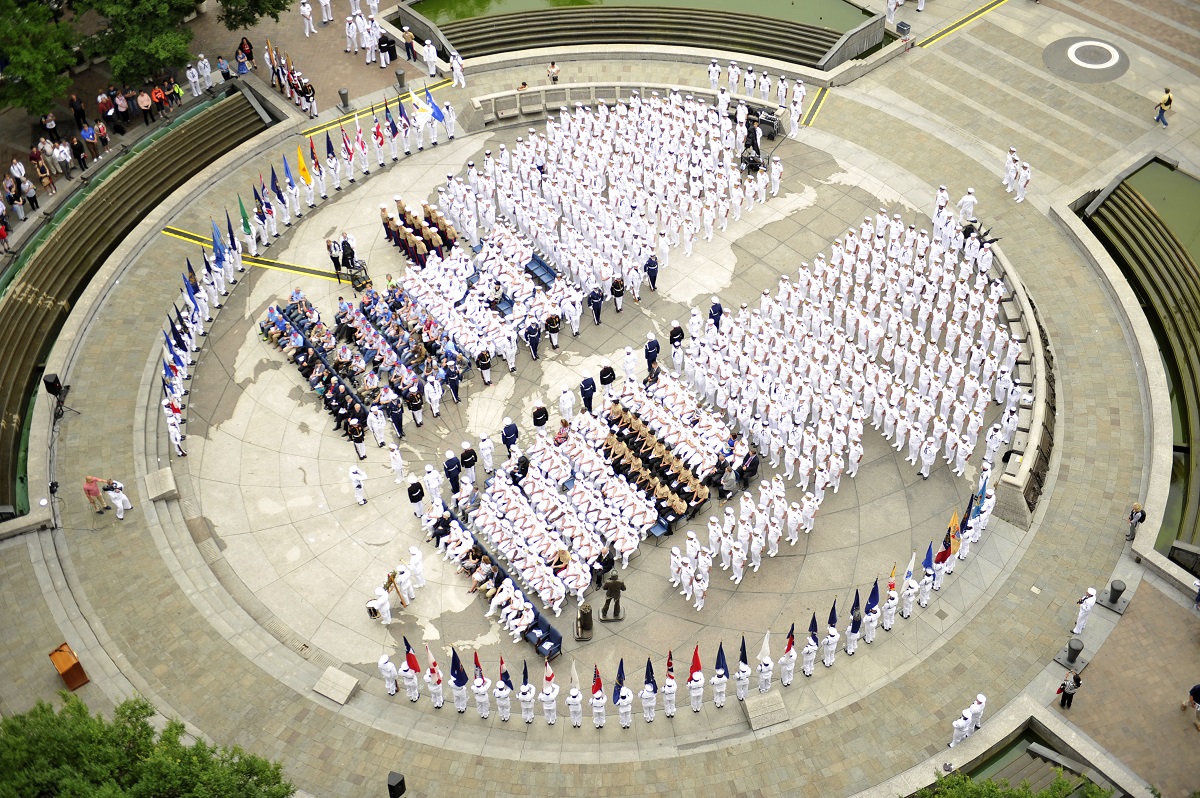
left=54, top=141, right=73, bottom=179
left=80, top=124, right=99, bottom=162
left=1126, top=502, right=1146, bottom=541
left=217, top=55, right=232, bottom=81
left=1153, top=88, right=1173, bottom=128
left=22, top=179, right=39, bottom=212
left=95, top=121, right=111, bottom=155
left=137, top=90, right=155, bottom=125
left=35, top=158, right=55, bottom=196
left=68, top=94, right=87, bottom=130
left=70, top=135, right=87, bottom=172
left=238, top=36, right=256, bottom=69
left=547, top=61, right=560, bottom=84
left=41, top=112, right=61, bottom=142
left=1058, top=669, right=1081, bottom=710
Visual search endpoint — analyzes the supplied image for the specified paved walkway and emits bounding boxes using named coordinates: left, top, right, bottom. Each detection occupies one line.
left=1060, top=582, right=1200, bottom=798
left=2, top=0, right=1197, bottom=794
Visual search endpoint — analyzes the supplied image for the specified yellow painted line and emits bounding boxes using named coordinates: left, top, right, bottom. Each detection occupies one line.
left=159, top=227, right=339, bottom=282
left=917, top=0, right=1011, bottom=47
left=300, top=78, right=454, bottom=138
left=802, top=87, right=829, bottom=127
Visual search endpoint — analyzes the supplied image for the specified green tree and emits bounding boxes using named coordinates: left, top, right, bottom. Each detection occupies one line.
left=0, top=692, right=294, bottom=798
left=77, top=0, right=198, bottom=85
left=910, top=770, right=1112, bottom=798
left=0, top=0, right=80, bottom=115
left=215, top=0, right=293, bottom=31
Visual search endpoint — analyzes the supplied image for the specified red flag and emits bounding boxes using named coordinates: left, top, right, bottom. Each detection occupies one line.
left=403, top=637, right=420, bottom=673
left=340, top=125, right=354, bottom=164
left=544, top=658, right=555, bottom=686
left=666, top=650, right=674, bottom=677
left=689, top=646, right=702, bottom=681
left=591, top=665, right=603, bottom=696
left=309, top=136, right=322, bottom=175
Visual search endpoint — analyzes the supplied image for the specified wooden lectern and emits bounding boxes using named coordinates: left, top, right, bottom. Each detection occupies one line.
left=49, top=643, right=89, bottom=690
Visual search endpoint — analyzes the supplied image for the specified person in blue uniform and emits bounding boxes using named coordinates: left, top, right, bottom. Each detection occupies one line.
left=580, top=373, right=596, bottom=414
left=644, top=333, right=660, bottom=369
left=588, top=287, right=604, bottom=325
left=525, top=320, right=541, bottom=360
left=443, top=450, right=462, bottom=494
left=708, top=295, right=723, bottom=331
left=501, top=417, right=519, bottom=455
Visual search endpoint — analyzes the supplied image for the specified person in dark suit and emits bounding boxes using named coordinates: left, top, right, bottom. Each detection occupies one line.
left=737, top=450, right=759, bottom=490
left=580, top=373, right=596, bottom=414
left=593, top=545, right=615, bottom=588
left=601, top=572, right=626, bottom=619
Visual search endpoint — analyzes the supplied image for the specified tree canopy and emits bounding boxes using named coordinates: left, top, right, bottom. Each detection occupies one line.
left=911, top=771, right=1111, bottom=798
left=215, top=0, right=293, bottom=32
left=0, top=0, right=298, bottom=114
left=0, top=0, right=80, bottom=114
left=0, top=692, right=294, bottom=798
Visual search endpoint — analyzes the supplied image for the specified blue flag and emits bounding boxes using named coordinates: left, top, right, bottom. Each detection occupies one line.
left=828, top=599, right=838, bottom=628
left=282, top=154, right=295, bottom=188
left=425, top=86, right=444, bottom=123
left=384, top=99, right=399, bottom=135
left=850, top=590, right=860, bottom=619
left=808, top=612, right=819, bottom=641
left=612, top=659, right=625, bottom=705
left=521, top=660, right=529, bottom=687
left=162, top=360, right=173, bottom=382
left=325, top=131, right=336, bottom=160
left=270, top=166, right=284, bottom=202
left=226, top=209, right=238, bottom=248
left=644, top=657, right=657, bottom=692
left=923, top=542, right=934, bottom=571
left=449, top=648, right=468, bottom=688
left=211, top=220, right=226, bottom=265
left=714, top=643, right=727, bottom=676
left=738, top=636, right=748, bottom=668
left=866, top=579, right=880, bottom=613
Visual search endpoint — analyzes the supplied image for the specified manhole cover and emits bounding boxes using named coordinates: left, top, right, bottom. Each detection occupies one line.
left=1042, top=36, right=1129, bottom=84
left=935, top=609, right=949, bottom=620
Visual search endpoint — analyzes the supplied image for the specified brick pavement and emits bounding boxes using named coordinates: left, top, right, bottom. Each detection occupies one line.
left=2, top=0, right=1197, bottom=793
left=1059, top=583, right=1200, bottom=798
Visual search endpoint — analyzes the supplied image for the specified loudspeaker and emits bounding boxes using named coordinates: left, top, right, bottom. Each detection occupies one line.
left=43, top=373, right=63, bottom=397
left=387, top=772, right=406, bottom=797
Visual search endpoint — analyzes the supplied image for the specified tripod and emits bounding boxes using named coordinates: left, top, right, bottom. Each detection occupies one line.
left=52, top=385, right=81, bottom=420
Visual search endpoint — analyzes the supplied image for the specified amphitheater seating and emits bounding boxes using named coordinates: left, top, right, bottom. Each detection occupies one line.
left=0, top=90, right=269, bottom=513
left=439, top=6, right=845, bottom=67
left=1087, top=183, right=1200, bottom=546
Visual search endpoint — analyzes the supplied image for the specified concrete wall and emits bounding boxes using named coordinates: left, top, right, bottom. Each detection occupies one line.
left=818, top=14, right=887, bottom=71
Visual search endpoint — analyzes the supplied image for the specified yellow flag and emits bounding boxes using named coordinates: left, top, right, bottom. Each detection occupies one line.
left=949, top=511, right=961, bottom=555
left=296, top=145, right=312, bottom=185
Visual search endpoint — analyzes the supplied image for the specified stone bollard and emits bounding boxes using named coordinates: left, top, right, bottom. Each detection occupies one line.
left=1065, top=638, right=1083, bottom=665
left=395, top=69, right=406, bottom=92
left=338, top=88, right=350, bottom=112
left=1098, top=579, right=1129, bottom=614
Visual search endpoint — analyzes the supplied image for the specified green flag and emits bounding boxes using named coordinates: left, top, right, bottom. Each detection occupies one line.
left=238, top=194, right=252, bottom=236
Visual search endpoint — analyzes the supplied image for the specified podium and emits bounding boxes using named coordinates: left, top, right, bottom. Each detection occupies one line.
left=49, top=643, right=89, bottom=690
